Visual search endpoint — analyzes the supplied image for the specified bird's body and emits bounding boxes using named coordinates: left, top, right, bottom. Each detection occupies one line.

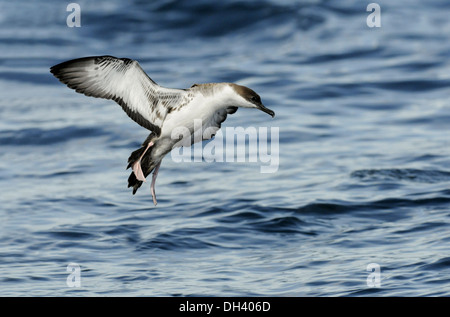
left=50, top=56, right=274, bottom=205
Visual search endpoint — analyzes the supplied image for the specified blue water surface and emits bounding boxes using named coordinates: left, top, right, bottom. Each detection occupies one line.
left=0, top=0, right=450, bottom=296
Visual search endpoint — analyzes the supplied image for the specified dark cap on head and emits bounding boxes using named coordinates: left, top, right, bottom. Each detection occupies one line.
left=230, top=84, right=275, bottom=118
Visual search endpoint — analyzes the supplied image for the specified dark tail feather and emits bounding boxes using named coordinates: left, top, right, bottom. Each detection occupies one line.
left=127, top=172, right=144, bottom=195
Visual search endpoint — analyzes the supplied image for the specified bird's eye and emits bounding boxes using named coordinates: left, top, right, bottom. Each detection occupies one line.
left=251, top=96, right=260, bottom=103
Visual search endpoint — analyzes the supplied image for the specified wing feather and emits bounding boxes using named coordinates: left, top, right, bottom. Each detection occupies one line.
left=203, top=106, right=238, bottom=140
left=50, top=55, right=187, bottom=135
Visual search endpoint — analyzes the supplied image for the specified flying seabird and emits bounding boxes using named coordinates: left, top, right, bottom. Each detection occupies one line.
left=50, top=56, right=275, bottom=205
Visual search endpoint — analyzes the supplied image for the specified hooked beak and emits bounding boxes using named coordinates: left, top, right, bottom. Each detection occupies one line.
left=257, top=104, right=275, bottom=118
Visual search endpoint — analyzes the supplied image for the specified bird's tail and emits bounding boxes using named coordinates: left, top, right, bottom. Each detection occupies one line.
left=126, top=133, right=157, bottom=195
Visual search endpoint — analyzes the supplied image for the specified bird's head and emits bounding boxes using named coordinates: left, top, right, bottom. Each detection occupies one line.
left=227, top=84, right=275, bottom=118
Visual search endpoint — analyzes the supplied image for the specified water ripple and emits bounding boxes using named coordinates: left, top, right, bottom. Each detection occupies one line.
left=0, top=126, right=108, bottom=145
left=351, top=168, right=450, bottom=183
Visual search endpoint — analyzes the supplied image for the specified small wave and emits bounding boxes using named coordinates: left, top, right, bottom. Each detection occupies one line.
left=249, top=216, right=317, bottom=235
left=393, top=221, right=448, bottom=235
left=304, top=47, right=383, bottom=65
left=372, top=79, right=450, bottom=92
left=0, top=126, right=108, bottom=146
left=20, top=170, right=82, bottom=179
left=216, top=210, right=265, bottom=223
left=136, top=233, right=218, bottom=251
left=296, top=196, right=450, bottom=216
left=42, top=230, right=98, bottom=240
left=420, top=257, right=450, bottom=271
left=351, top=168, right=450, bottom=184
left=0, top=72, right=56, bottom=85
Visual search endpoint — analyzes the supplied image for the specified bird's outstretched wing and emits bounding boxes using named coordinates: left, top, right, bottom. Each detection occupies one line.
left=50, top=55, right=188, bottom=135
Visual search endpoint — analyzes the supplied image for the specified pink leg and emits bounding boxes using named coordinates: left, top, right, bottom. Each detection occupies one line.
left=132, top=141, right=154, bottom=182
left=150, top=161, right=161, bottom=206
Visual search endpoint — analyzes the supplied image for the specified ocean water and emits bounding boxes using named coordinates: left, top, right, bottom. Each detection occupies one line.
left=1, top=0, right=450, bottom=296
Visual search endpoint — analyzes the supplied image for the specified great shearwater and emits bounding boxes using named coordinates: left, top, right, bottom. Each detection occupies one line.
left=50, top=56, right=275, bottom=205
